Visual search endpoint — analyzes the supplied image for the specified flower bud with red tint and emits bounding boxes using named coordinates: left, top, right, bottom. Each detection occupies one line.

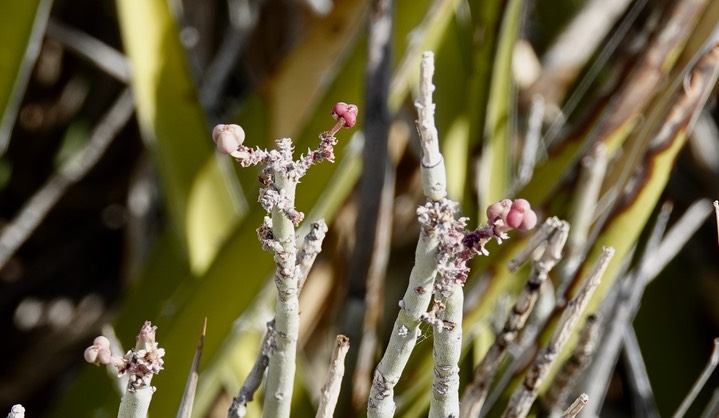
left=519, top=209, right=537, bottom=230
left=331, top=102, right=358, bottom=128
left=212, top=124, right=245, bottom=155
left=486, top=199, right=512, bottom=223
left=505, top=198, right=537, bottom=230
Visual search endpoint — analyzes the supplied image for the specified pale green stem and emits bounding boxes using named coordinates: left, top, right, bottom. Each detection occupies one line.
left=367, top=50, right=447, bottom=417
left=262, top=173, right=299, bottom=418
left=367, top=231, right=439, bottom=417
left=118, top=387, right=153, bottom=418
left=429, top=286, right=463, bottom=418
left=117, top=327, right=161, bottom=418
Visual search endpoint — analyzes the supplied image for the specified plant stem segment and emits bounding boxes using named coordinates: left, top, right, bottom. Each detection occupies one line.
left=262, top=173, right=300, bottom=418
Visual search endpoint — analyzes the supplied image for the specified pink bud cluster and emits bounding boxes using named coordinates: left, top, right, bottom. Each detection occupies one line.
left=330, top=102, right=358, bottom=135
left=84, top=335, right=122, bottom=367
left=83, top=322, right=165, bottom=392
left=486, top=198, right=537, bottom=232
left=462, top=198, right=538, bottom=260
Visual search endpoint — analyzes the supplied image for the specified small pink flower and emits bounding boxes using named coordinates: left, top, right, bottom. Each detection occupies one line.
left=486, top=199, right=512, bottom=223
left=212, top=124, right=245, bottom=155
left=331, top=102, right=358, bottom=129
left=93, top=336, right=110, bottom=350
left=519, top=209, right=537, bottom=230
left=505, top=198, right=537, bottom=230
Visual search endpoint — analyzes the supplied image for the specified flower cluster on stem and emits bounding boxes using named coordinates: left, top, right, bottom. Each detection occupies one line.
left=84, top=321, right=165, bottom=392
left=213, top=102, right=356, bottom=418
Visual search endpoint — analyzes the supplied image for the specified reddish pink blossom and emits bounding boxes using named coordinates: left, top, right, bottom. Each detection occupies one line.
left=331, top=102, right=358, bottom=128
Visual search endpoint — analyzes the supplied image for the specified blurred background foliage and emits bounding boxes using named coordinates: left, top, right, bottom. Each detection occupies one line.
left=1, top=0, right=719, bottom=417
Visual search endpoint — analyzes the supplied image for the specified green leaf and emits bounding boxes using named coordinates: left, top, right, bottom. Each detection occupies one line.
left=0, top=0, right=53, bottom=154
left=116, top=0, right=240, bottom=276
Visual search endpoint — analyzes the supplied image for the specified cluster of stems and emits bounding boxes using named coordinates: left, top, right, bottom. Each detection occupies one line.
left=216, top=102, right=357, bottom=418
left=368, top=52, right=540, bottom=418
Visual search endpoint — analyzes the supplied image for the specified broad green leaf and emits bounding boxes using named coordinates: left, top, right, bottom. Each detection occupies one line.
left=116, top=0, right=239, bottom=276
left=477, top=0, right=523, bottom=210
left=0, top=0, right=53, bottom=154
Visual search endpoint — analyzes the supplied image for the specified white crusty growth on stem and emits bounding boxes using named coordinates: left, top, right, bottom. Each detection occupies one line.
left=220, top=108, right=355, bottom=418
left=367, top=51, right=449, bottom=418
left=415, top=51, right=447, bottom=201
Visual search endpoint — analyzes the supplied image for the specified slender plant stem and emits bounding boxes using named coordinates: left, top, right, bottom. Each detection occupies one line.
left=350, top=0, right=395, bottom=405
left=262, top=173, right=300, bottom=418
left=429, top=288, right=463, bottom=418
left=541, top=314, right=602, bottom=413
left=176, top=318, right=207, bottom=418
left=561, top=393, right=588, bottom=418
left=502, top=247, right=614, bottom=418
left=461, top=220, right=568, bottom=418
left=368, top=50, right=447, bottom=417
left=672, top=338, right=719, bottom=418
left=622, top=326, right=659, bottom=418
left=316, top=335, right=351, bottom=418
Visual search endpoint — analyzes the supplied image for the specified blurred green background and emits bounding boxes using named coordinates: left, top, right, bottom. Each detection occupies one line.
left=1, top=0, right=719, bottom=417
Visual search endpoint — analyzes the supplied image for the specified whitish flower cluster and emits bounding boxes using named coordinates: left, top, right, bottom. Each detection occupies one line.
left=84, top=321, right=165, bottom=392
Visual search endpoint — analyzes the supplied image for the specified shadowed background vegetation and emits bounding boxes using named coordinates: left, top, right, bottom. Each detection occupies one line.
left=1, top=0, right=719, bottom=417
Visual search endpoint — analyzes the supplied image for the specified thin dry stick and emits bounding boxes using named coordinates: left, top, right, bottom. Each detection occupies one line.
left=583, top=200, right=710, bottom=417
left=557, top=143, right=608, bottom=297
left=228, top=222, right=328, bottom=418
left=623, top=326, right=659, bottom=418
left=699, top=386, right=719, bottom=418
left=541, top=313, right=602, bottom=413
left=228, top=321, right=275, bottom=418
left=672, top=339, right=719, bottom=418
left=176, top=318, right=207, bottom=418
left=350, top=0, right=395, bottom=406
left=367, top=50, right=447, bottom=418
left=460, top=220, right=569, bottom=418
left=316, top=335, right=351, bottom=418
left=46, top=19, right=130, bottom=82
left=502, top=247, right=614, bottom=418
left=508, top=217, right=563, bottom=272
left=561, top=393, right=588, bottom=418
left=713, top=200, right=719, bottom=244
left=200, top=0, right=263, bottom=111
left=515, top=95, right=545, bottom=188
left=0, top=88, right=134, bottom=271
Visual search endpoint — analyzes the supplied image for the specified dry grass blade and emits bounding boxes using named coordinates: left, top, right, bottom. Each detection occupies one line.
left=672, top=339, right=719, bottom=418
left=176, top=318, right=207, bottom=418
left=460, top=220, right=569, bottom=418
left=541, top=313, right=602, bottom=413
left=561, top=393, right=588, bottom=418
left=502, top=247, right=614, bottom=418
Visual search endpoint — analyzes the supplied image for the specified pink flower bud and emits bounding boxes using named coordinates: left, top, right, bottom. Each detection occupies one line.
left=96, top=347, right=113, bottom=364
left=520, top=209, right=538, bottom=230
left=486, top=199, right=512, bottom=223
left=331, top=102, right=358, bottom=128
left=212, top=124, right=245, bottom=154
left=511, top=198, right=531, bottom=212
left=506, top=209, right=525, bottom=229
left=84, top=346, right=99, bottom=363
left=93, top=336, right=110, bottom=350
